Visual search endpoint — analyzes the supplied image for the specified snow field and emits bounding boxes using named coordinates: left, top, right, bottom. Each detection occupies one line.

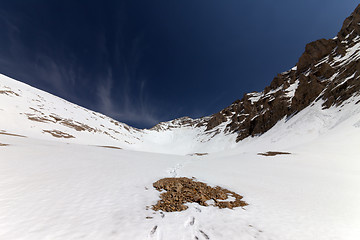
left=1, top=98, right=360, bottom=240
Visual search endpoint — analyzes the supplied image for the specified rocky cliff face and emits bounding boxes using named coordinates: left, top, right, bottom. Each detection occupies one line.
left=190, top=4, right=360, bottom=142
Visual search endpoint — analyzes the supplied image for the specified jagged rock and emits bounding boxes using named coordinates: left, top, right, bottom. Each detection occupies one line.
left=314, top=63, right=335, bottom=79
left=296, top=39, right=337, bottom=73
left=205, top=112, right=227, bottom=131
left=338, top=5, right=360, bottom=41
left=270, top=74, right=286, bottom=89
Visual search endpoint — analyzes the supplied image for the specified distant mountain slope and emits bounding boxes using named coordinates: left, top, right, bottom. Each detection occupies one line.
left=0, top=74, right=142, bottom=147
left=0, top=74, right=237, bottom=154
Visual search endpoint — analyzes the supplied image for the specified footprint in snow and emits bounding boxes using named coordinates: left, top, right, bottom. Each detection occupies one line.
left=148, top=225, right=159, bottom=239
left=190, top=217, right=195, bottom=226
left=199, top=230, right=210, bottom=239
left=184, top=216, right=196, bottom=227
left=150, top=225, right=157, bottom=235
left=248, top=224, right=264, bottom=239
left=168, top=163, right=183, bottom=177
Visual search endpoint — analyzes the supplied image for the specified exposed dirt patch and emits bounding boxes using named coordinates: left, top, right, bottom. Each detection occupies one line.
left=60, top=119, right=95, bottom=132
left=29, top=107, right=42, bottom=113
left=26, top=114, right=54, bottom=123
left=25, top=113, right=97, bottom=133
left=97, top=145, right=122, bottom=150
left=258, top=151, right=291, bottom=156
left=0, top=90, right=19, bottom=96
left=152, top=177, right=247, bottom=212
left=0, top=143, right=9, bottom=146
left=189, top=153, right=208, bottom=156
left=0, top=131, right=26, bottom=138
left=43, top=130, right=75, bottom=138
left=49, top=115, right=96, bottom=132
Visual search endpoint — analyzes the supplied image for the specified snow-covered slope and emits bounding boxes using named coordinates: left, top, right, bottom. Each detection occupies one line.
left=0, top=73, right=235, bottom=155
left=0, top=73, right=142, bottom=147
left=0, top=73, right=238, bottom=155
left=1, top=94, right=360, bottom=239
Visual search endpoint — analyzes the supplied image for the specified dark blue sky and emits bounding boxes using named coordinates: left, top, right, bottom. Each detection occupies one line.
left=0, top=1, right=358, bottom=128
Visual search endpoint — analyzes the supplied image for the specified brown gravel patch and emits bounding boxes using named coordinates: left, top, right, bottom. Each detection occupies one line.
left=60, top=119, right=94, bottom=132
left=0, top=143, right=9, bottom=146
left=152, top=177, right=247, bottom=212
left=0, top=90, right=19, bottom=96
left=26, top=114, right=54, bottom=123
left=258, top=151, right=291, bottom=156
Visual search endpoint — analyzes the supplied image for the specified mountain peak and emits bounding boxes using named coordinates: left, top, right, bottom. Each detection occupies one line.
left=338, top=4, right=360, bottom=42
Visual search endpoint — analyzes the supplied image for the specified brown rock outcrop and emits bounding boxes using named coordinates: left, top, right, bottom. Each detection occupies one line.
left=296, top=39, right=337, bottom=73
left=152, top=177, right=247, bottom=212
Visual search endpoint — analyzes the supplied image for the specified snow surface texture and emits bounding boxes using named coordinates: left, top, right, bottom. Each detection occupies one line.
left=1, top=73, right=360, bottom=240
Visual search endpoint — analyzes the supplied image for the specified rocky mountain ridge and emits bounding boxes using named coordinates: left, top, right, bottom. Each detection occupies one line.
left=155, top=4, right=360, bottom=142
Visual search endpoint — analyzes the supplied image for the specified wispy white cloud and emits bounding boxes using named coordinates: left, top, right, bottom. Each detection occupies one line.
left=0, top=12, right=163, bottom=128
left=34, top=54, right=78, bottom=96
left=94, top=31, right=162, bottom=128
left=96, top=68, right=160, bottom=128
left=0, top=13, right=78, bottom=99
